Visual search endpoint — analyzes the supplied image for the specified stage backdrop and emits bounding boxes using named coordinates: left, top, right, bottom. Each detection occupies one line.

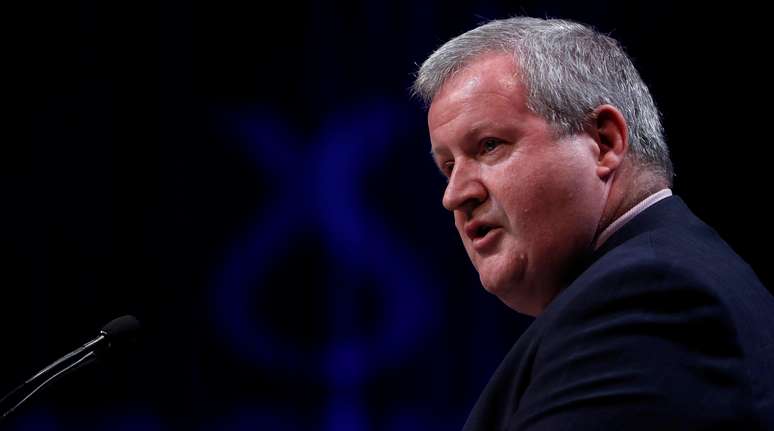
left=4, top=1, right=770, bottom=430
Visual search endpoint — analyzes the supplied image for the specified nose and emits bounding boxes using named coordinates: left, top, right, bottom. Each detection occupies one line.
left=442, top=160, right=487, bottom=212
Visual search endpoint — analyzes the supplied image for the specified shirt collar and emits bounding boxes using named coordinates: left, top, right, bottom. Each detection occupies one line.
left=594, top=188, right=673, bottom=250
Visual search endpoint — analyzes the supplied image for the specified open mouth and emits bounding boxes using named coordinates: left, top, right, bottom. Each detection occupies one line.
left=476, top=225, right=493, bottom=238
left=469, top=224, right=501, bottom=251
left=465, top=221, right=501, bottom=247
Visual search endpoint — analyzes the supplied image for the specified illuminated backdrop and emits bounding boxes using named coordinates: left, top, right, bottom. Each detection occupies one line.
left=4, top=1, right=770, bottom=430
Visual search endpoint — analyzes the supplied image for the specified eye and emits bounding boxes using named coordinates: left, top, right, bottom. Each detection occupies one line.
left=442, top=160, right=455, bottom=178
left=481, top=138, right=501, bottom=154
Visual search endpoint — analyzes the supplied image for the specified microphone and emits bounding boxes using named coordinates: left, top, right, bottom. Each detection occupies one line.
left=0, top=315, right=141, bottom=422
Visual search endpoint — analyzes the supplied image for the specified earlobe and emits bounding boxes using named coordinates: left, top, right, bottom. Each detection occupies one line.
left=596, top=165, right=612, bottom=179
left=591, top=104, right=629, bottom=181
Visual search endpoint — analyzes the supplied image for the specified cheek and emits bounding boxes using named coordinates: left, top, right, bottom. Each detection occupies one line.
left=496, top=170, right=548, bottom=228
left=498, top=157, right=600, bottom=239
left=538, top=175, right=604, bottom=251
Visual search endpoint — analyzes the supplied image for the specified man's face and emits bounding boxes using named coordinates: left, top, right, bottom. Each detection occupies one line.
left=428, top=53, right=609, bottom=315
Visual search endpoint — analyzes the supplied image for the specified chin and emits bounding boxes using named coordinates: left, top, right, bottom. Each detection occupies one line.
left=480, top=277, right=534, bottom=315
left=475, top=250, right=527, bottom=292
left=478, top=263, right=554, bottom=316
left=478, top=276, right=503, bottom=296
left=479, top=268, right=526, bottom=303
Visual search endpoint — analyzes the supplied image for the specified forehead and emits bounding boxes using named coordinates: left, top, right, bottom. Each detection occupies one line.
left=428, top=53, right=531, bottom=147
left=428, top=54, right=529, bottom=125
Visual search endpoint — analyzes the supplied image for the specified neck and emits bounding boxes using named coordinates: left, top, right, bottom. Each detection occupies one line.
left=596, top=165, right=668, bottom=241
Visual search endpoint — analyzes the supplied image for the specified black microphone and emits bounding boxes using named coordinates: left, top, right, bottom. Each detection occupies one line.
left=0, top=315, right=141, bottom=422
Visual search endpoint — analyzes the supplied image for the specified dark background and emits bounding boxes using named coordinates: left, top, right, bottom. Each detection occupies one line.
left=4, top=1, right=771, bottom=430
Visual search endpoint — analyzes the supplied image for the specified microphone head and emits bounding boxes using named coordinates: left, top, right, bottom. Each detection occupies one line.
left=100, top=315, right=141, bottom=342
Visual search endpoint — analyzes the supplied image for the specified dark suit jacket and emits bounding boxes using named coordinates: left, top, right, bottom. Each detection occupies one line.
left=462, top=196, right=774, bottom=430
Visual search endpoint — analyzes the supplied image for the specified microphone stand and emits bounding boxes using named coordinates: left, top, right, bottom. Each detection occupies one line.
left=0, top=315, right=139, bottom=424
left=0, top=349, right=98, bottom=422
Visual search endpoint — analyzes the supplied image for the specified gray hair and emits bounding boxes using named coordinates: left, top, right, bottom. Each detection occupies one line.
left=413, top=17, right=673, bottom=182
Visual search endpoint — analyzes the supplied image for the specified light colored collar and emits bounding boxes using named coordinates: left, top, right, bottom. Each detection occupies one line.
left=594, top=188, right=673, bottom=250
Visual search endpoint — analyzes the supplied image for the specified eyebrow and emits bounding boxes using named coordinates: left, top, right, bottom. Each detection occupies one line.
left=467, top=120, right=509, bottom=139
left=428, top=149, right=452, bottom=178
left=429, top=147, right=448, bottom=165
left=429, top=122, right=504, bottom=156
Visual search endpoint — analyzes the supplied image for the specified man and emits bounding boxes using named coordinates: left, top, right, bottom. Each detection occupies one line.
left=414, top=17, right=774, bottom=430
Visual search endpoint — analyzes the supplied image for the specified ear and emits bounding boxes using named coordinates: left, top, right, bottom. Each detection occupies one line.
left=587, top=104, right=629, bottom=181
